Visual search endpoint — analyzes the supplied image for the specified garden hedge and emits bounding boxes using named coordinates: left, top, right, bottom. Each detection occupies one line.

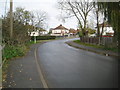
left=31, top=36, right=56, bottom=40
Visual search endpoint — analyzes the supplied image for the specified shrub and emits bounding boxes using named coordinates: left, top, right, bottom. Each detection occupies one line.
left=31, top=36, right=56, bottom=40
left=2, top=45, right=27, bottom=60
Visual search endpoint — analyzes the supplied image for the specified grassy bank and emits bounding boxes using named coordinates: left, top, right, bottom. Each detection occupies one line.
left=3, top=45, right=26, bottom=60
left=2, top=41, right=35, bottom=60
left=74, top=40, right=118, bottom=53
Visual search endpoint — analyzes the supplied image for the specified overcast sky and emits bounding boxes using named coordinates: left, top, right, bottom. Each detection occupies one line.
left=0, top=0, right=78, bottom=31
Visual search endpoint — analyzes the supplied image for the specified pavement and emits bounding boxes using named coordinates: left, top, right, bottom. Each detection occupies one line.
left=66, top=40, right=119, bottom=57
left=3, top=38, right=118, bottom=88
left=2, top=42, right=46, bottom=88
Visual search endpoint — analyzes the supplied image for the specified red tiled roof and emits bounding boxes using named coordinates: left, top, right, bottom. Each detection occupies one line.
left=69, top=28, right=79, bottom=33
left=53, top=24, right=68, bottom=30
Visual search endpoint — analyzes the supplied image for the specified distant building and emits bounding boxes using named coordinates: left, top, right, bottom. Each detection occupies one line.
left=50, top=24, right=69, bottom=36
left=29, top=27, right=48, bottom=36
left=69, top=28, right=79, bottom=36
left=30, top=30, right=40, bottom=36
left=39, top=29, right=48, bottom=36
left=96, top=22, right=114, bottom=36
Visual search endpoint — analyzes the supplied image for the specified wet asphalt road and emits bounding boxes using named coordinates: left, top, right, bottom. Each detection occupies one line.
left=37, top=38, right=118, bottom=88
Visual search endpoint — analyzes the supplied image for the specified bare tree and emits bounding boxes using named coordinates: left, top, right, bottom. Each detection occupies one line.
left=92, top=2, right=106, bottom=44
left=58, top=0, right=93, bottom=36
left=32, top=10, right=47, bottom=29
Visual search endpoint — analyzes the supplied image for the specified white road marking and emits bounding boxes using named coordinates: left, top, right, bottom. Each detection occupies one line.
left=34, top=48, right=49, bottom=88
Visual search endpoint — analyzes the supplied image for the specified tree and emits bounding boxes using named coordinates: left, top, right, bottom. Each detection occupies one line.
left=32, top=11, right=47, bottom=29
left=58, top=0, right=94, bottom=36
left=2, top=7, right=48, bottom=45
left=97, top=2, right=119, bottom=46
left=87, top=28, right=96, bottom=34
left=93, top=2, right=101, bottom=37
left=3, top=7, right=32, bottom=45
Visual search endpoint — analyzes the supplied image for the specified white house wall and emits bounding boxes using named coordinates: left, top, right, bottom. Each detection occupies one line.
left=99, top=27, right=114, bottom=35
left=40, top=31, right=48, bottom=35
left=52, top=29, right=61, bottom=34
left=51, top=29, right=69, bottom=36
left=30, top=31, right=39, bottom=36
left=29, top=30, right=48, bottom=36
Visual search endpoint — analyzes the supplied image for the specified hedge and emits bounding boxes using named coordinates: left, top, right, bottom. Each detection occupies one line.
left=31, top=36, right=56, bottom=40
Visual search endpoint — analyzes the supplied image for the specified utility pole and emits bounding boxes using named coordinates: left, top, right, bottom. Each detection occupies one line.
left=10, top=0, right=13, bottom=39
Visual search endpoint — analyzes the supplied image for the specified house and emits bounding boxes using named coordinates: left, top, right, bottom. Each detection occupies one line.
left=96, top=22, right=114, bottom=36
left=39, top=28, right=48, bottom=36
left=50, top=24, right=69, bottom=36
left=29, top=27, right=48, bottom=36
left=69, top=28, right=79, bottom=36
left=30, top=30, right=40, bottom=36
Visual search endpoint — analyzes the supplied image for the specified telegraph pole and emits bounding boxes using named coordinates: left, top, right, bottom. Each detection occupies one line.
left=10, top=0, right=13, bottom=39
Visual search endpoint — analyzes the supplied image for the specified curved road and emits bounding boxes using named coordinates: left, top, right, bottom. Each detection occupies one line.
left=37, top=38, right=118, bottom=88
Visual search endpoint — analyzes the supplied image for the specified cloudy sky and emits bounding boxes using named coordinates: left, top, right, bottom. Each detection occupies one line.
left=0, top=0, right=78, bottom=31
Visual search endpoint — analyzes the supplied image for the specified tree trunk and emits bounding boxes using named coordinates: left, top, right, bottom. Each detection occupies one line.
left=96, top=10, right=100, bottom=45
left=100, top=22, right=104, bottom=45
left=96, top=10, right=100, bottom=37
left=113, top=27, right=118, bottom=47
left=83, top=16, right=87, bottom=36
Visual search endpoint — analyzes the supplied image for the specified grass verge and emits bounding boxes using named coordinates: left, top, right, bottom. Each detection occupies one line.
left=73, top=40, right=118, bottom=53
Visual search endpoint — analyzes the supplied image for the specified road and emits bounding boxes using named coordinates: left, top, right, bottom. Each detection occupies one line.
left=37, top=38, right=118, bottom=88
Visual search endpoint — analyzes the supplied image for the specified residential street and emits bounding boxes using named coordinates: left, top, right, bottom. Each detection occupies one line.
left=3, top=38, right=118, bottom=88
left=1, top=0, right=119, bottom=89
left=37, top=38, right=118, bottom=88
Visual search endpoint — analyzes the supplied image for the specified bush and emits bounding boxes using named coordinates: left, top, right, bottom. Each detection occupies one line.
left=31, top=36, right=56, bottom=40
left=2, top=45, right=27, bottom=60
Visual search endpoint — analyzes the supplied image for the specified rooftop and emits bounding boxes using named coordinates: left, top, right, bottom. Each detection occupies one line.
left=53, top=24, right=68, bottom=30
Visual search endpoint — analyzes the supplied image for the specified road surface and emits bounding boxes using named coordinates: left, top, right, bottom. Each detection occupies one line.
left=37, top=38, right=118, bottom=88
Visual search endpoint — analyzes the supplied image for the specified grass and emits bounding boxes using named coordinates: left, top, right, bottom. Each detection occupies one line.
left=74, top=40, right=103, bottom=48
left=2, top=44, right=30, bottom=60
left=73, top=40, right=118, bottom=53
